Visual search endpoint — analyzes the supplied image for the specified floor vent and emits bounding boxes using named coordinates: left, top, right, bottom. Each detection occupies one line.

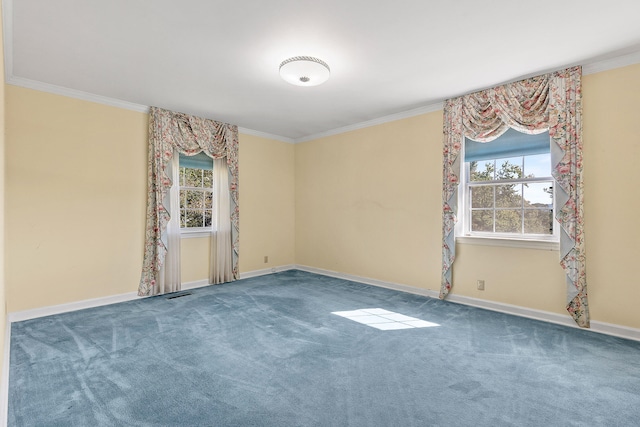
left=166, top=292, right=192, bottom=300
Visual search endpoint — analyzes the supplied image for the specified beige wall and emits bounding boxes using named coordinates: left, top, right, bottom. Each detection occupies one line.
left=180, top=133, right=296, bottom=282
left=295, top=114, right=442, bottom=289
left=296, top=63, right=640, bottom=329
left=452, top=244, right=566, bottom=313
left=5, top=87, right=148, bottom=312
left=181, top=237, right=210, bottom=284
left=238, top=134, right=296, bottom=273
left=4, top=86, right=296, bottom=312
left=4, top=63, right=639, bottom=331
left=582, top=64, right=640, bottom=327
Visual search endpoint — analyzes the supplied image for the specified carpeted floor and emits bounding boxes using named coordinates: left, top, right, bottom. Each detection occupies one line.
left=8, top=270, right=640, bottom=426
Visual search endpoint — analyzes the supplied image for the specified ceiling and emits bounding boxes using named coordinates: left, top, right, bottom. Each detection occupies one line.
left=5, top=0, right=640, bottom=142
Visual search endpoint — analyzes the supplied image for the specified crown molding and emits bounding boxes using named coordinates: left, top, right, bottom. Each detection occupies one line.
left=3, top=0, right=640, bottom=145
left=2, top=0, right=13, bottom=92
left=237, top=127, right=295, bottom=144
left=293, top=49, right=640, bottom=144
left=6, top=74, right=296, bottom=143
left=7, top=75, right=150, bottom=113
left=293, top=102, right=444, bottom=143
left=582, top=49, right=640, bottom=75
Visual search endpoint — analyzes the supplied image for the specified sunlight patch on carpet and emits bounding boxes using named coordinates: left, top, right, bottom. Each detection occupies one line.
left=332, top=308, right=440, bottom=330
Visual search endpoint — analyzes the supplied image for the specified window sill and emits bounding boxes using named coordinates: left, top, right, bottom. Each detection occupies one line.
left=456, top=235, right=559, bottom=251
left=180, top=229, right=213, bottom=239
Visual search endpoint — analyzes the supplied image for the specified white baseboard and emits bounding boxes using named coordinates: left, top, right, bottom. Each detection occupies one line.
left=295, top=264, right=640, bottom=342
left=6, top=266, right=296, bottom=324
left=181, top=279, right=211, bottom=291
left=5, top=265, right=640, bottom=341
left=296, top=265, right=441, bottom=299
left=7, top=280, right=210, bottom=323
left=239, top=264, right=296, bottom=279
left=445, top=293, right=640, bottom=341
left=7, top=291, right=141, bottom=323
left=588, top=320, right=640, bottom=342
left=4, top=263, right=639, bottom=378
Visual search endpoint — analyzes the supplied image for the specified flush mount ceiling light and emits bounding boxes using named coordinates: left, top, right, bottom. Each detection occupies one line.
left=279, top=56, right=330, bottom=87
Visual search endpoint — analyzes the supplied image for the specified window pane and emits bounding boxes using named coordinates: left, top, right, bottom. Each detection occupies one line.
left=203, top=169, right=213, bottom=187
left=184, top=168, right=203, bottom=187
left=524, top=209, right=553, bottom=235
left=495, top=210, right=522, bottom=233
left=184, top=210, right=204, bottom=228
left=471, top=186, right=494, bottom=208
left=466, top=150, right=556, bottom=238
left=470, top=160, right=495, bottom=182
left=185, top=190, right=203, bottom=209
left=180, top=189, right=186, bottom=210
left=180, top=167, right=186, bottom=186
left=180, top=209, right=187, bottom=228
left=204, top=210, right=212, bottom=227
left=204, top=191, right=213, bottom=209
left=496, top=184, right=522, bottom=208
left=523, top=182, right=553, bottom=207
left=524, top=154, right=551, bottom=178
left=495, top=156, right=523, bottom=180
left=471, top=210, right=493, bottom=232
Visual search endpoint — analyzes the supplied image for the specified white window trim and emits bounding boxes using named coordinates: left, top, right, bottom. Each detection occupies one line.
left=456, top=235, right=559, bottom=251
left=180, top=228, right=213, bottom=239
left=456, top=143, right=559, bottom=251
left=179, top=166, right=214, bottom=233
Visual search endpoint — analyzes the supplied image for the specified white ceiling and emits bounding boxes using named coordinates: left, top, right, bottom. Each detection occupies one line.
left=4, top=0, right=640, bottom=142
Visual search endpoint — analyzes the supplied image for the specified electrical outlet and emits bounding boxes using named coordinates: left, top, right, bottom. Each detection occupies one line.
left=264, top=256, right=268, bottom=263
left=477, top=280, right=485, bottom=291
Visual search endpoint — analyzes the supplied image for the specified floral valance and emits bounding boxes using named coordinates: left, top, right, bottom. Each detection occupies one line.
left=442, top=66, right=589, bottom=327
left=462, top=73, right=551, bottom=141
left=139, top=107, right=240, bottom=296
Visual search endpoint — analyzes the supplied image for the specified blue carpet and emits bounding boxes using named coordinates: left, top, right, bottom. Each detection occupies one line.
left=8, top=270, right=640, bottom=426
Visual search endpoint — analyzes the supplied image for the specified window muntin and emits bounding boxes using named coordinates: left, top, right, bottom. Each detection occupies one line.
left=464, top=153, right=556, bottom=240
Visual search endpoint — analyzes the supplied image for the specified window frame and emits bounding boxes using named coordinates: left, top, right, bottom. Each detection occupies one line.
left=179, top=164, right=214, bottom=238
left=457, top=144, right=559, bottom=250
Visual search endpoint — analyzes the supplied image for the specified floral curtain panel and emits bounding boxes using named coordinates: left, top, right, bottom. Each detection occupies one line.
left=139, top=107, right=240, bottom=296
left=441, top=66, right=588, bottom=327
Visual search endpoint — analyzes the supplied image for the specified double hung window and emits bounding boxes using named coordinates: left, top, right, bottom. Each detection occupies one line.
left=461, top=128, right=557, bottom=242
left=178, top=152, right=214, bottom=232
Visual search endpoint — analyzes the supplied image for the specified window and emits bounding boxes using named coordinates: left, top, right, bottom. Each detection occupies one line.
left=461, top=128, right=557, bottom=242
left=179, top=152, right=214, bottom=232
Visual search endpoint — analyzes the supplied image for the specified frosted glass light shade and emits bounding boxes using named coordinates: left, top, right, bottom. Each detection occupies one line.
left=279, top=56, right=330, bottom=87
